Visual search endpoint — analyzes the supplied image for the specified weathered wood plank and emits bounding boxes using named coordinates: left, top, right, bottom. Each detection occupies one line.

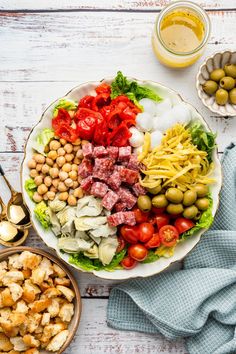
left=0, top=0, right=235, bottom=11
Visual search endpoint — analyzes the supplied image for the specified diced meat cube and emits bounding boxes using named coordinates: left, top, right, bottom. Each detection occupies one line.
left=127, top=154, right=140, bottom=171
left=123, top=211, right=136, bottom=226
left=82, top=143, right=93, bottom=158
left=80, top=176, right=93, bottom=192
left=114, top=202, right=127, bottom=212
left=118, top=146, right=132, bottom=161
left=107, top=212, right=125, bottom=227
left=132, top=182, right=146, bottom=197
left=93, top=158, right=114, bottom=181
left=120, top=168, right=139, bottom=185
left=78, top=159, right=93, bottom=178
left=107, top=172, right=122, bottom=191
left=114, top=165, right=123, bottom=172
left=90, top=182, right=108, bottom=198
left=117, top=187, right=137, bottom=209
left=102, top=190, right=119, bottom=211
left=93, top=146, right=108, bottom=158
left=107, top=146, right=119, bottom=161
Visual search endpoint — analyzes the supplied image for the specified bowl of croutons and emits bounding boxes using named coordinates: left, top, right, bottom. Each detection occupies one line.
left=0, top=247, right=81, bottom=354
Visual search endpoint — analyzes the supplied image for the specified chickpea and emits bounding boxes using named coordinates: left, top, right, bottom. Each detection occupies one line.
left=81, top=140, right=89, bottom=146
left=74, top=187, right=84, bottom=199
left=34, top=154, right=45, bottom=164
left=50, top=185, right=57, bottom=193
left=36, top=163, right=43, bottom=172
left=76, top=149, right=83, bottom=159
left=68, top=195, right=77, bottom=206
left=43, top=193, right=49, bottom=201
left=58, top=182, right=68, bottom=192
left=27, top=159, right=36, bottom=169
left=62, top=163, right=72, bottom=173
left=49, top=167, right=59, bottom=179
left=47, top=191, right=56, bottom=201
left=69, top=170, right=77, bottom=181
left=59, top=171, right=68, bottom=181
left=37, top=184, right=48, bottom=195
left=59, top=138, right=67, bottom=146
left=77, top=175, right=82, bottom=184
left=47, top=150, right=58, bottom=160
left=44, top=176, right=52, bottom=187
left=71, top=164, right=78, bottom=171
left=49, top=140, right=61, bottom=151
left=30, top=169, right=38, bottom=178
left=34, top=175, right=43, bottom=186
left=73, top=181, right=79, bottom=189
left=53, top=163, right=59, bottom=168
left=33, top=192, right=43, bottom=203
left=57, top=147, right=66, bottom=156
left=73, top=145, right=80, bottom=152
left=46, top=157, right=54, bottom=166
left=65, top=153, right=74, bottom=162
left=52, top=178, right=60, bottom=188
left=64, top=143, right=73, bottom=154
left=64, top=178, right=73, bottom=188
left=41, top=164, right=50, bottom=175
left=44, top=145, right=50, bottom=153
left=56, top=156, right=66, bottom=167
left=59, top=192, right=69, bottom=201
left=73, top=138, right=81, bottom=146
left=73, top=157, right=81, bottom=165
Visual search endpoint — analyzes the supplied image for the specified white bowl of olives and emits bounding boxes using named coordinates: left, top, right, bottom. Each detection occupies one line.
left=196, top=50, right=236, bottom=117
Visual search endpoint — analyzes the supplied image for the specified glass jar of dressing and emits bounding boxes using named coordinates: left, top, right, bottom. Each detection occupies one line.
left=152, top=1, right=211, bottom=68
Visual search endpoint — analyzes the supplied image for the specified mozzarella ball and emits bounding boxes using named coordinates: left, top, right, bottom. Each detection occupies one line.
left=153, top=109, right=176, bottom=132
left=139, top=98, right=157, bottom=115
left=136, top=112, right=153, bottom=132
left=150, top=130, right=163, bottom=149
left=155, top=98, right=172, bottom=116
left=171, top=103, right=192, bottom=125
left=129, top=127, right=145, bottom=148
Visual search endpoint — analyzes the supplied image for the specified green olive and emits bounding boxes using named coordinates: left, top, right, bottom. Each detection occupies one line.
left=202, top=80, right=218, bottom=95
left=147, top=185, right=162, bottom=195
left=183, top=190, right=197, bottom=206
left=152, top=194, right=168, bottom=208
left=194, top=184, right=208, bottom=198
left=195, top=198, right=210, bottom=211
left=210, top=68, right=225, bottom=82
left=224, top=64, right=236, bottom=79
left=165, top=188, right=183, bottom=204
left=215, top=89, right=228, bottom=105
left=229, top=88, right=236, bottom=104
left=137, top=195, right=152, bottom=212
left=183, top=206, right=199, bottom=219
left=220, top=76, right=235, bottom=90
left=166, top=203, right=184, bottom=215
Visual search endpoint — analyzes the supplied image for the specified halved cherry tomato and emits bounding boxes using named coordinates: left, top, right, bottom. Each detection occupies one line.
left=120, top=256, right=137, bottom=270
left=174, top=218, right=195, bottom=234
left=55, top=125, right=78, bottom=143
left=95, top=83, right=111, bottom=95
left=120, top=225, right=140, bottom=244
left=152, top=207, right=166, bottom=215
left=128, top=244, right=148, bottom=261
left=116, top=237, right=126, bottom=253
left=78, top=95, right=94, bottom=109
left=159, top=225, right=179, bottom=247
left=155, top=214, right=170, bottom=230
left=139, top=223, right=154, bottom=243
left=133, top=208, right=149, bottom=224
left=52, top=108, right=71, bottom=131
left=145, top=233, right=161, bottom=249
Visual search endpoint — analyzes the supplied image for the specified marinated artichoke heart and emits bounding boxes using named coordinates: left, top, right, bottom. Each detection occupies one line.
left=58, top=237, right=93, bottom=253
left=98, top=237, right=119, bottom=266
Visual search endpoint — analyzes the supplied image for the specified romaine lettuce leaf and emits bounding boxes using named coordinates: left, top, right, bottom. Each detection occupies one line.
left=141, top=251, right=159, bottom=264
left=32, top=128, right=54, bottom=155
left=34, top=201, right=51, bottom=229
left=188, top=122, right=216, bottom=162
left=24, top=178, right=37, bottom=200
left=53, top=98, right=78, bottom=117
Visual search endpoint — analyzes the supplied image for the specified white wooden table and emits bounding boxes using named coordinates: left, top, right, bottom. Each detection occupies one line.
left=0, top=1, right=236, bottom=353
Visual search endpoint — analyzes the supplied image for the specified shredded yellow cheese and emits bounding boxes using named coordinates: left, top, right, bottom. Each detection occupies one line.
left=139, top=124, right=215, bottom=191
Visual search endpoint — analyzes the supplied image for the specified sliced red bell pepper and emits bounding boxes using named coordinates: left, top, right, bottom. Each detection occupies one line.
left=52, top=108, right=71, bottom=131
left=93, top=117, right=108, bottom=146
left=120, top=106, right=137, bottom=122
left=92, top=93, right=111, bottom=111
left=107, top=108, right=122, bottom=130
left=77, top=116, right=97, bottom=140
left=108, top=122, right=132, bottom=147
left=55, top=125, right=78, bottom=143
left=99, top=105, right=111, bottom=118
left=95, top=83, right=111, bottom=95
left=78, top=95, right=94, bottom=109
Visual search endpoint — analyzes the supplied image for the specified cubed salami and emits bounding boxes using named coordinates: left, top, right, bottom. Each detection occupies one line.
left=120, top=168, right=139, bottom=185
left=93, top=158, right=114, bottom=180
left=93, top=146, right=108, bottom=158
left=123, top=211, right=136, bottom=226
left=132, top=182, right=146, bottom=197
left=127, top=154, right=140, bottom=171
left=80, top=176, right=93, bottom=192
left=107, top=171, right=122, bottom=191
left=82, top=143, right=93, bottom=158
left=117, top=187, right=137, bottom=209
left=90, top=182, right=108, bottom=198
left=107, top=146, right=119, bottom=161
left=114, top=202, right=127, bottom=212
left=118, top=146, right=132, bottom=161
left=107, top=212, right=125, bottom=227
left=102, top=190, right=119, bottom=211
left=78, top=159, right=93, bottom=178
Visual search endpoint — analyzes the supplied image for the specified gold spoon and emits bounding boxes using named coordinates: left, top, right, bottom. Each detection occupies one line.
left=0, top=165, right=31, bottom=229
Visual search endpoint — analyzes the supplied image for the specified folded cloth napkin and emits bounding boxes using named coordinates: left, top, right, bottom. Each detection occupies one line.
left=107, top=142, right=236, bottom=354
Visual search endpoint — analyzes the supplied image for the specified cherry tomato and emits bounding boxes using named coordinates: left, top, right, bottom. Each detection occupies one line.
left=145, top=233, right=161, bottom=249
left=155, top=214, right=170, bottom=230
left=133, top=208, right=149, bottom=224
left=128, top=244, right=148, bottom=261
left=159, top=225, right=179, bottom=247
left=139, top=223, right=154, bottom=243
left=152, top=207, right=166, bottom=215
left=120, top=256, right=137, bottom=270
left=116, top=237, right=126, bottom=253
left=120, top=225, right=140, bottom=244
left=174, top=218, right=195, bottom=234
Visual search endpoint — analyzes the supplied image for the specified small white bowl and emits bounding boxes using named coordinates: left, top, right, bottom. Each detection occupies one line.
left=196, top=50, right=236, bottom=117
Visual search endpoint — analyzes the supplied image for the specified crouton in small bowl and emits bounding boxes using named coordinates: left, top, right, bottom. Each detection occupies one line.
left=0, top=246, right=81, bottom=354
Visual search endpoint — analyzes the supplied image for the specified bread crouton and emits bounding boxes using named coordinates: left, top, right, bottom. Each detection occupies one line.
left=8, top=284, right=23, bottom=302
left=52, top=264, right=66, bottom=278
left=59, top=303, right=74, bottom=323
left=56, top=286, right=75, bottom=302
left=0, top=332, right=13, bottom=351
left=0, top=262, right=7, bottom=271
left=41, top=313, right=50, bottom=326
left=2, top=271, right=24, bottom=286
left=1, top=289, right=15, bottom=307
left=14, top=300, right=28, bottom=314
left=9, top=313, right=26, bottom=326
left=8, top=254, right=22, bottom=270
left=25, top=349, right=39, bottom=354
left=0, top=307, right=11, bottom=320
left=38, top=257, right=53, bottom=281
left=30, top=269, right=46, bottom=286
left=22, top=280, right=41, bottom=303
left=26, top=313, right=42, bottom=334
left=10, top=336, right=29, bottom=351
left=46, top=329, right=69, bottom=352
left=54, top=277, right=70, bottom=287
left=43, top=287, right=61, bottom=298
left=19, top=252, right=41, bottom=270
left=22, top=334, right=40, bottom=348
left=47, top=298, right=60, bottom=318
left=30, top=298, right=52, bottom=313
left=22, top=269, right=31, bottom=279
left=0, top=319, right=19, bottom=337
left=42, top=323, right=67, bottom=342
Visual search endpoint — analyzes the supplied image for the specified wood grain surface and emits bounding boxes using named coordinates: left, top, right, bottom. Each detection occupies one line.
left=0, top=1, right=235, bottom=353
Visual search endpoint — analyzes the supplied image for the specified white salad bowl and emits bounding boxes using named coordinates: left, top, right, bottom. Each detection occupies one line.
left=21, top=78, right=222, bottom=280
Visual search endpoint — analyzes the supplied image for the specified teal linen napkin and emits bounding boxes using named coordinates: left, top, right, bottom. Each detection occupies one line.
left=107, top=142, right=236, bottom=354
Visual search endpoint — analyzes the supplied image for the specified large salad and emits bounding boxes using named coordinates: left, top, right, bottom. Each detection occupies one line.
left=25, top=72, right=216, bottom=272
